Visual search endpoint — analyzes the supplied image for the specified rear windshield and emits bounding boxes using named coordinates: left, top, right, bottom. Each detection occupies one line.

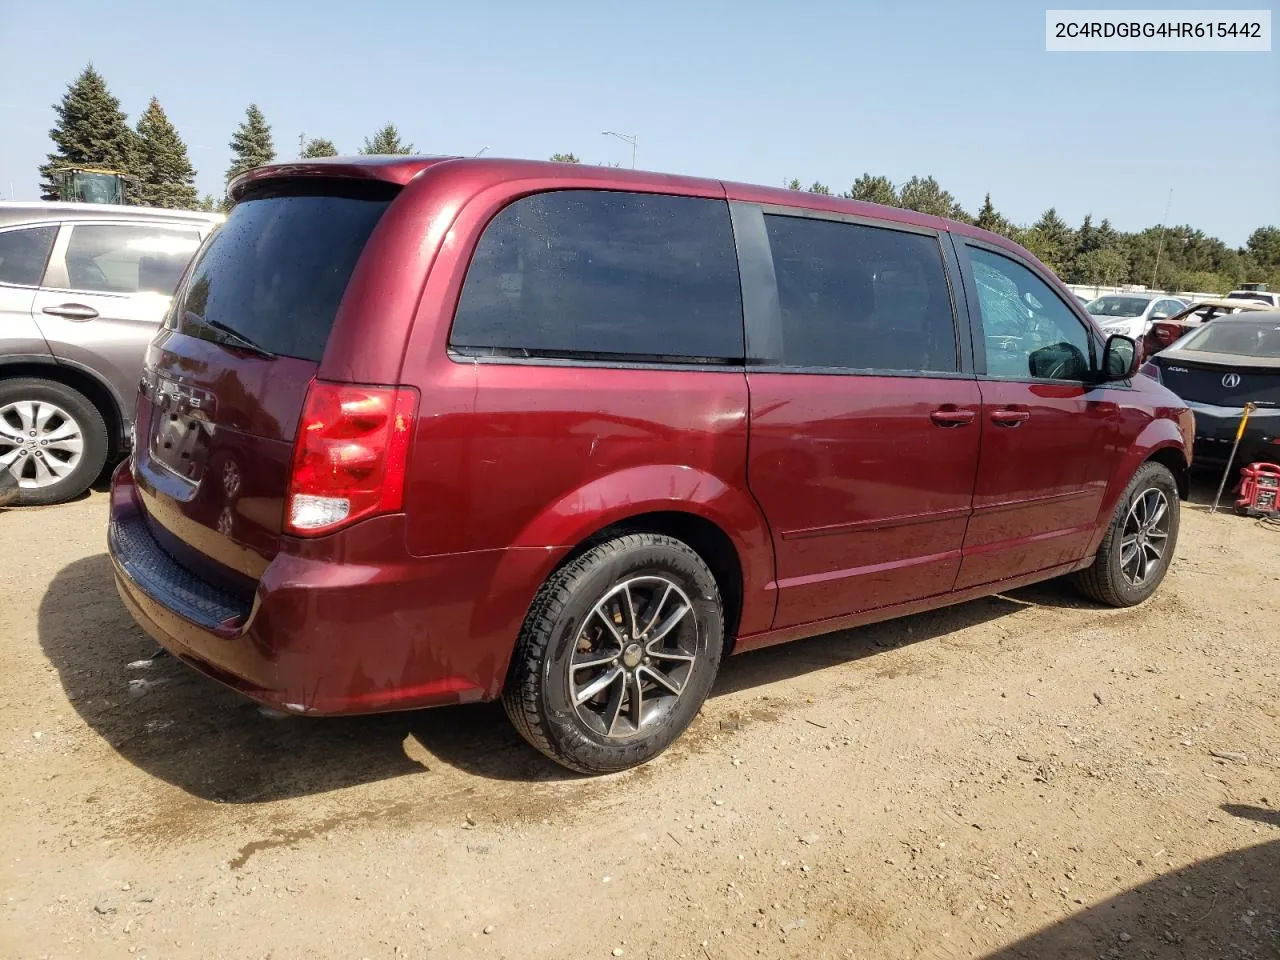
left=1226, top=292, right=1273, bottom=303
left=171, top=184, right=394, bottom=361
left=1184, top=320, right=1280, bottom=358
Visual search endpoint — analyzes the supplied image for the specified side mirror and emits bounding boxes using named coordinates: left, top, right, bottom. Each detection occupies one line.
left=1028, top=341, right=1088, bottom=380
left=1150, top=312, right=1169, bottom=322
left=1102, top=334, right=1138, bottom=380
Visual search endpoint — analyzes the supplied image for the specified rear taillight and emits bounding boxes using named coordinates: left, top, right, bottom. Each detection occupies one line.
left=1139, top=361, right=1162, bottom=382
left=1151, top=322, right=1181, bottom=346
left=286, top=381, right=418, bottom=537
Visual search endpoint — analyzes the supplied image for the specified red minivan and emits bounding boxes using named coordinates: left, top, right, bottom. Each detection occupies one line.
left=108, top=157, right=1194, bottom=773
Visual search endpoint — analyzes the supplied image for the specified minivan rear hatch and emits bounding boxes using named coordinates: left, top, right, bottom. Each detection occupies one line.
left=131, top=178, right=399, bottom=596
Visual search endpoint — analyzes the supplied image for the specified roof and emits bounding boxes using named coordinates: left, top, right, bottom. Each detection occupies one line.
left=0, top=201, right=223, bottom=229
left=228, top=154, right=1021, bottom=250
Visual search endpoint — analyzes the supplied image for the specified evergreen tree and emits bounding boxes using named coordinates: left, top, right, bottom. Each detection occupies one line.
left=808, top=182, right=832, bottom=195
left=549, top=152, right=580, bottom=163
left=784, top=178, right=803, bottom=190
left=1095, top=218, right=1122, bottom=252
left=226, top=104, right=275, bottom=183
left=301, top=137, right=338, bottom=158
left=1075, top=214, right=1100, bottom=255
left=1022, top=207, right=1075, bottom=275
left=194, top=193, right=221, bottom=212
left=132, top=98, right=197, bottom=209
left=39, top=64, right=139, bottom=201
left=845, top=173, right=898, bottom=206
left=899, top=175, right=968, bottom=220
left=360, top=123, right=413, bottom=155
left=974, top=193, right=1013, bottom=236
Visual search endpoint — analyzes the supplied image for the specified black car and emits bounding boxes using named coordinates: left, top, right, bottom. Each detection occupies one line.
left=1141, top=312, right=1280, bottom=467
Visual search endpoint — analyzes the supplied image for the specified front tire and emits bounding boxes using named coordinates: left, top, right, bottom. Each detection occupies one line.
left=0, top=378, right=109, bottom=506
left=1075, top=461, right=1180, bottom=607
left=503, top=533, right=724, bottom=774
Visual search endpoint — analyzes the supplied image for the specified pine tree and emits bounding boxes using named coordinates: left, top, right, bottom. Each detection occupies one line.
left=549, top=152, right=580, bottom=163
left=360, top=123, right=413, bottom=155
left=39, top=64, right=139, bottom=201
left=226, top=104, right=275, bottom=183
left=194, top=194, right=221, bottom=212
left=784, top=178, right=803, bottom=190
left=301, top=137, right=338, bottom=158
left=974, top=193, right=1013, bottom=236
left=131, top=98, right=197, bottom=209
left=899, top=175, right=968, bottom=221
left=844, top=174, right=899, bottom=206
left=808, top=182, right=832, bottom=195
left=1095, top=218, right=1122, bottom=251
left=1022, top=207, right=1075, bottom=274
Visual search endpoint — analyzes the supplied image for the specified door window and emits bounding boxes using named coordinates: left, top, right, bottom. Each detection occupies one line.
left=60, top=224, right=201, bottom=295
left=968, top=245, right=1093, bottom=381
left=764, top=215, right=958, bottom=372
left=451, top=190, right=744, bottom=362
left=0, top=225, right=57, bottom=287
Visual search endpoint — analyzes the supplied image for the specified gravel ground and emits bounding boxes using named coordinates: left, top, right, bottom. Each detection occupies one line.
left=1, top=478, right=1277, bottom=960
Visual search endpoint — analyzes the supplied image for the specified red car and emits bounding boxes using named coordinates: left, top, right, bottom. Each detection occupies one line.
left=108, top=157, right=1194, bottom=773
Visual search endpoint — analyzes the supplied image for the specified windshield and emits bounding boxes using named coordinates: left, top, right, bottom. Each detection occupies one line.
left=1086, top=296, right=1150, bottom=318
left=1183, top=320, right=1280, bottom=358
left=171, top=186, right=394, bottom=362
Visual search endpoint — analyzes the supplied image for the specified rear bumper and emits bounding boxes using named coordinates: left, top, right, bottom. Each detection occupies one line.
left=1188, top=402, right=1280, bottom=467
left=108, top=463, right=566, bottom=715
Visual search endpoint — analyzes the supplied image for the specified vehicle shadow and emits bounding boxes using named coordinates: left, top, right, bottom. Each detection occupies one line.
left=40, top=553, right=1086, bottom=802
left=983, top=838, right=1279, bottom=959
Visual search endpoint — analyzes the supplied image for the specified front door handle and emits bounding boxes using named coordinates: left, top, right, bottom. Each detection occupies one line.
left=930, top=407, right=976, bottom=427
left=42, top=303, right=99, bottom=321
left=990, top=408, right=1031, bottom=427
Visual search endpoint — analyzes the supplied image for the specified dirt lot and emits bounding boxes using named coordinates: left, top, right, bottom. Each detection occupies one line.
left=1, top=478, right=1277, bottom=960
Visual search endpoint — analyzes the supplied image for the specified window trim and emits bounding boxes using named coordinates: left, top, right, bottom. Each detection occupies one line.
left=0, top=223, right=59, bottom=291
left=446, top=188, right=747, bottom=368
left=743, top=203, right=970, bottom=377
left=41, top=219, right=206, bottom=297
left=952, top=235, right=1106, bottom=385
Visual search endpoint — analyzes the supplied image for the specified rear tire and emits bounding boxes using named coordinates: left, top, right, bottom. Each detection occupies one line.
left=1075, top=461, right=1180, bottom=607
left=0, top=378, right=109, bottom=506
left=502, top=533, right=724, bottom=774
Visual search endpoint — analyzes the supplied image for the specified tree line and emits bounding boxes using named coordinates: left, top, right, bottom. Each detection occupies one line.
left=36, top=65, right=1280, bottom=294
left=780, top=174, right=1280, bottom=295
left=39, top=65, right=415, bottom=212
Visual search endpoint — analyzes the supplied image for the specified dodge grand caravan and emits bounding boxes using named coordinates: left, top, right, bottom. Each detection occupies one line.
left=108, top=157, right=1194, bottom=773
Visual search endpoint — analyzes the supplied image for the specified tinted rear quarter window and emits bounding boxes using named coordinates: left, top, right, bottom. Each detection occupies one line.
left=451, top=190, right=744, bottom=362
left=173, top=185, right=394, bottom=362
left=764, top=215, right=958, bottom=372
left=0, top=225, right=57, bottom=287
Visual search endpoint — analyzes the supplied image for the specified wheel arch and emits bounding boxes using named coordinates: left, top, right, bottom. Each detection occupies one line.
left=1145, top=444, right=1189, bottom=500
left=0, top=357, right=127, bottom=458
left=554, top=509, right=747, bottom=652
left=508, top=463, right=776, bottom=644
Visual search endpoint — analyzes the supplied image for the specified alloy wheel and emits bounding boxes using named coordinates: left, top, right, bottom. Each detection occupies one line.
left=0, top=400, right=85, bottom=489
left=1120, top=487, right=1170, bottom=586
left=567, top=576, right=702, bottom=739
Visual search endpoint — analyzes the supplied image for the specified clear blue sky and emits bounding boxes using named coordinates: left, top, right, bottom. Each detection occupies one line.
left=1, top=0, right=1276, bottom=245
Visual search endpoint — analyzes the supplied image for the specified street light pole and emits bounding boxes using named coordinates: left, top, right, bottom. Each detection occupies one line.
left=601, top=131, right=637, bottom=168
left=474, top=145, right=490, bottom=157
